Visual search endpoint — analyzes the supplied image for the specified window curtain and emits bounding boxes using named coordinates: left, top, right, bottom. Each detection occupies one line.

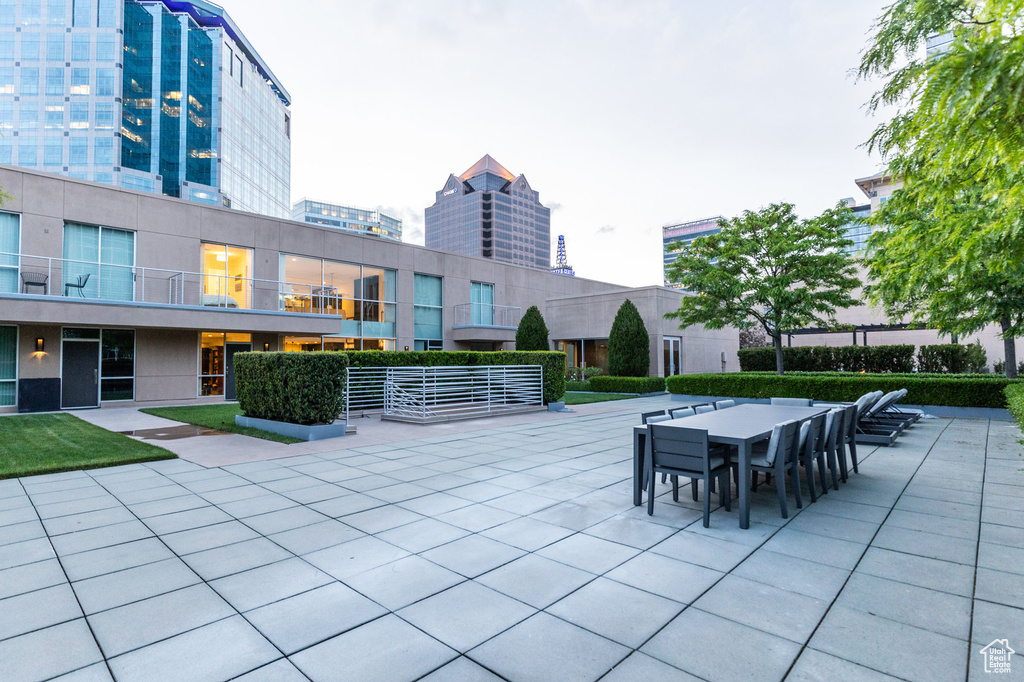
left=63, top=222, right=100, bottom=298
left=471, top=282, right=494, bottom=326
left=0, top=212, right=18, bottom=293
left=99, top=227, right=134, bottom=301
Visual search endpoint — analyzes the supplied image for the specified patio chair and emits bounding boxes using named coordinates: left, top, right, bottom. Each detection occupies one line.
left=669, top=406, right=696, bottom=419
left=645, top=423, right=731, bottom=527
left=714, top=399, right=736, bottom=409
left=63, top=273, right=90, bottom=297
left=641, top=410, right=667, bottom=425
left=796, top=413, right=829, bottom=502
left=733, top=419, right=802, bottom=518
left=837, top=403, right=859, bottom=479
left=694, top=404, right=715, bottom=415
left=770, top=397, right=812, bottom=407
left=823, top=408, right=844, bottom=489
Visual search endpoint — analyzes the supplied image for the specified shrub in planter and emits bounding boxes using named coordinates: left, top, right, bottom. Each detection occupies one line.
left=738, top=344, right=914, bottom=373
left=608, top=299, right=650, bottom=377
left=516, top=306, right=550, bottom=351
left=235, top=352, right=348, bottom=425
left=917, top=344, right=968, bottom=373
left=590, top=376, right=666, bottom=394
left=1005, top=383, right=1024, bottom=429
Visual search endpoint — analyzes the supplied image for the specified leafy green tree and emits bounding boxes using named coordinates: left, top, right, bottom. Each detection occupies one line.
left=608, top=299, right=650, bottom=377
left=515, top=305, right=549, bottom=351
left=665, top=203, right=860, bottom=375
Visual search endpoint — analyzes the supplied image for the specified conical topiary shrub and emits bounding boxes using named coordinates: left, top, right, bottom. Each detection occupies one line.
left=516, top=305, right=550, bottom=351
left=608, top=299, right=650, bottom=377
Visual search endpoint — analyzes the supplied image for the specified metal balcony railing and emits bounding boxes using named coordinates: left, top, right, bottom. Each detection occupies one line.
left=452, top=303, right=521, bottom=329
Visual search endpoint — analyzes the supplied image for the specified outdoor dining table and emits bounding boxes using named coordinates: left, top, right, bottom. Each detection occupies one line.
left=632, top=404, right=829, bottom=529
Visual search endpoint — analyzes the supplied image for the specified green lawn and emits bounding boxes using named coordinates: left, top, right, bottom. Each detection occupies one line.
left=0, top=413, right=176, bottom=480
left=561, top=392, right=637, bottom=405
left=140, top=403, right=301, bottom=444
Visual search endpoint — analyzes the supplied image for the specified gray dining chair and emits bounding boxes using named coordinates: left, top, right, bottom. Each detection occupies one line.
left=645, top=423, right=730, bottom=527
left=735, top=419, right=802, bottom=518
left=770, top=397, right=812, bottom=407
left=837, top=403, right=859, bottom=480
left=669, top=406, right=696, bottom=419
left=714, top=399, right=736, bottom=410
left=796, top=413, right=829, bottom=502
left=694, top=404, right=715, bottom=415
left=641, top=410, right=667, bottom=425
left=823, top=408, right=844, bottom=490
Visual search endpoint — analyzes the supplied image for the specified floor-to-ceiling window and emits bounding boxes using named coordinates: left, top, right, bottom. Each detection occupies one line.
left=201, top=243, right=253, bottom=308
left=0, top=325, right=16, bottom=406
left=100, top=329, right=135, bottom=401
left=0, top=211, right=19, bottom=294
left=470, top=281, right=494, bottom=326
left=414, top=274, right=443, bottom=351
left=62, top=222, right=135, bottom=300
left=198, top=332, right=251, bottom=396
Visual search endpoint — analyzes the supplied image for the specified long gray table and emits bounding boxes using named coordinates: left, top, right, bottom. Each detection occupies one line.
left=633, top=404, right=829, bottom=528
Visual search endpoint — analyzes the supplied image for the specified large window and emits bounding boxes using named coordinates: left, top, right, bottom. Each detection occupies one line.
left=62, top=222, right=135, bottom=300
left=282, top=336, right=394, bottom=352
left=0, top=211, right=19, bottom=293
left=0, top=326, right=15, bottom=406
left=414, top=274, right=443, bottom=351
left=470, top=281, right=494, bottom=326
left=201, top=243, right=252, bottom=309
left=280, top=255, right=397, bottom=342
left=101, top=329, right=134, bottom=401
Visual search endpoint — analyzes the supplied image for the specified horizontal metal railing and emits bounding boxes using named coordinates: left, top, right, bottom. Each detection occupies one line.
left=452, top=303, right=521, bottom=329
left=0, top=252, right=375, bottom=315
left=383, top=365, right=543, bottom=421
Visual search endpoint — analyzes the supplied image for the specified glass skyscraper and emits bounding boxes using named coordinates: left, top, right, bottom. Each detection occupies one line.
left=0, top=0, right=291, bottom=218
left=291, top=199, right=403, bottom=242
left=662, top=216, right=723, bottom=288
left=425, top=155, right=551, bottom=270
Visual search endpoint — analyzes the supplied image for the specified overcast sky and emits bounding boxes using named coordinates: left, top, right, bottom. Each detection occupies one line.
left=228, top=0, right=892, bottom=287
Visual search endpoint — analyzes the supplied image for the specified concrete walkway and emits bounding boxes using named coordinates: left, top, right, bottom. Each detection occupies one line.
left=1, top=398, right=1022, bottom=681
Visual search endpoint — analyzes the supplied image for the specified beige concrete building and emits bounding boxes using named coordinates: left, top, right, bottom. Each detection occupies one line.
left=0, top=166, right=737, bottom=413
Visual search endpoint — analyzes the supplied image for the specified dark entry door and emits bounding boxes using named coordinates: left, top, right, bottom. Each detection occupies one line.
left=224, top=343, right=251, bottom=401
left=62, top=341, right=100, bottom=409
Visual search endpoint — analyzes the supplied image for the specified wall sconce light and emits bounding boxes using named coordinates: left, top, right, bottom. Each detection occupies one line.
left=35, top=338, right=44, bottom=353
left=404, top=346, right=409, bottom=351
left=263, top=343, right=270, bottom=351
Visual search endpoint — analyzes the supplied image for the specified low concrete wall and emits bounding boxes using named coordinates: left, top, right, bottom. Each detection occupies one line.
left=236, top=415, right=347, bottom=441
left=669, top=394, right=1012, bottom=421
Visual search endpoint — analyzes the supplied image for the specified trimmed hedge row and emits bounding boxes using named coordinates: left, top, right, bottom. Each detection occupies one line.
left=1006, top=384, right=1024, bottom=430
left=738, top=345, right=916, bottom=373
left=666, top=372, right=1021, bottom=408
left=235, top=352, right=348, bottom=425
left=589, top=376, right=666, bottom=394
left=340, top=351, right=566, bottom=405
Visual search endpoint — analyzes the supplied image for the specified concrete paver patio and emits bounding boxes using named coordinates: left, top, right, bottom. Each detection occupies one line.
left=1, top=396, right=1022, bottom=682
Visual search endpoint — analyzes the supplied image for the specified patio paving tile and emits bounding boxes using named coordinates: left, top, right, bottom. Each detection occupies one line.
left=344, top=554, right=464, bottom=611
left=0, top=583, right=83, bottom=641
left=141, top=506, right=234, bottom=535
left=268, top=519, right=364, bottom=556
left=376, top=517, right=469, bottom=553
left=535, top=532, right=639, bottom=574
left=209, top=557, right=333, bottom=612
left=809, top=605, right=967, bottom=682
left=582, top=515, right=678, bottom=550
left=420, top=534, right=524, bottom=578
left=476, top=554, right=594, bottom=609
left=435, top=504, right=519, bottom=532
left=304, top=535, right=410, bottom=580
left=399, top=580, right=535, bottom=652
left=0, top=557, right=69, bottom=600
left=72, top=557, right=201, bottom=615
left=48, top=520, right=153, bottom=556
left=760, top=527, right=866, bottom=570
left=605, top=551, right=723, bottom=604
left=0, top=520, right=45, bottom=547
left=546, top=576, right=684, bottom=648
left=106, top=615, right=278, bottom=682
left=180, top=537, right=292, bottom=581
left=692, top=574, right=830, bottom=643
left=87, top=583, right=234, bottom=657
left=159, top=520, right=259, bottom=556
left=788, top=648, right=904, bottom=681
left=872, top=525, right=979, bottom=565
left=245, top=582, right=386, bottom=655
left=834, top=572, right=972, bottom=641
left=479, top=516, right=574, bottom=552
left=51, top=662, right=115, bottom=681
left=855, top=546, right=976, bottom=597
left=230, top=659, right=310, bottom=682
left=418, top=656, right=505, bottom=681
left=642, top=608, right=802, bottom=682
left=290, top=614, right=456, bottom=682
left=61, top=537, right=174, bottom=582
left=649, top=529, right=755, bottom=572
left=0, top=619, right=104, bottom=682
left=240, top=505, right=329, bottom=536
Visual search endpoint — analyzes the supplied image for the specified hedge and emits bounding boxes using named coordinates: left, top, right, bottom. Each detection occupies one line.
left=565, top=380, right=590, bottom=392
left=235, top=352, right=348, bottom=425
left=738, top=345, right=915, bottom=373
left=917, top=344, right=969, bottom=373
left=666, top=372, right=1022, bottom=408
left=340, top=351, right=566, bottom=405
left=590, top=376, right=666, bottom=394
left=1006, top=384, right=1024, bottom=430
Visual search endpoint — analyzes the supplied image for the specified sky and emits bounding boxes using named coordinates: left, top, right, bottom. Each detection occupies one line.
left=227, top=0, right=893, bottom=287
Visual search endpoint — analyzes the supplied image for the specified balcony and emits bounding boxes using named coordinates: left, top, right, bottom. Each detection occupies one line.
left=0, top=253, right=342, bottom=335
left=451, top=303, right=521, bottom=343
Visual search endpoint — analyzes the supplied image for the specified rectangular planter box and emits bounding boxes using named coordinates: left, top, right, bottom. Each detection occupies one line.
left=235, top=415, right=347, bottom=441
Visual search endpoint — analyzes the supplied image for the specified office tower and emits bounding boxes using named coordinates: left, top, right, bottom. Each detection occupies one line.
left=291, top=199, right=402, bottom=241
left=662, top=216, right=723, bottom=288
left=425, top=154, right=551, bottom=270
left=0, top=0, right=291, bottom=217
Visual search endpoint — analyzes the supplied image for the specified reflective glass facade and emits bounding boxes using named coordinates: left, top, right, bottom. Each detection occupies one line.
left=425, top=156, right=551, bottom=270
left=291, top=199, right=403, bottom=241
left=662, top=217, right=723, bottom=288
left=842, top=203, right=873, bottom=256
left=0, top=0, right=290, bottom=218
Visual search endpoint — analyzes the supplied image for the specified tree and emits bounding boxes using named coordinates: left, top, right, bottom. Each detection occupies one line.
left=515, top=305, right=549, bottom=351
left=858, top=0, right=1024, bottom=377
left=665, top=203, right=860, bottom=375
left=739, top=327, right=769, bottom=349
left=608, top=299, right=650, bottom=377
left=866, top=179, right=1024, bottom=377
